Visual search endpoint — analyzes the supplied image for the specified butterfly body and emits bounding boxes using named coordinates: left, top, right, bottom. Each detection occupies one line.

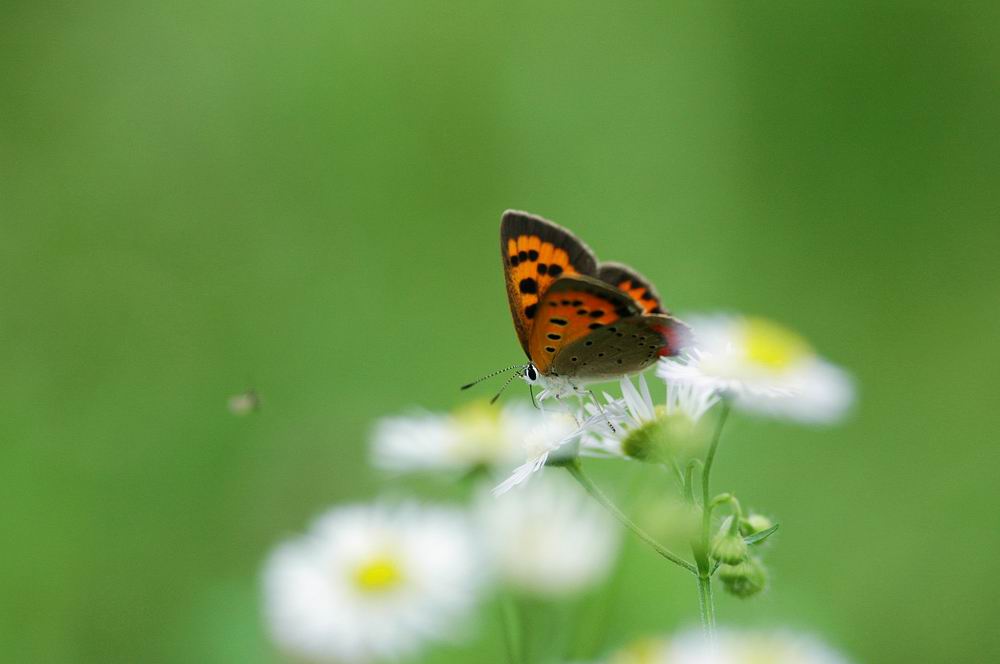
left=500, top=210, right=688, bottom=399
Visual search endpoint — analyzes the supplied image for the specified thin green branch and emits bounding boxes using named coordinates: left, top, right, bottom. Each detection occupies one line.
left=566, top=460, right=697, bottom=575
left=701, top=402, right=731, bottom=534
left=683, top=459, right=700, bottom=504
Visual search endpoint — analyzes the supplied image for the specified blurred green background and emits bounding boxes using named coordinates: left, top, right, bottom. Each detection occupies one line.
left=3, top=1, right=999, bottom=662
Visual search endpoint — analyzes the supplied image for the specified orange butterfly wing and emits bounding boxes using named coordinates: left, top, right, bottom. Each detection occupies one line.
left=501, top=211, right=598, bottom=356
left=597, top=262, right=665, bottom=315
left=527, top=276, right=643, bottom=374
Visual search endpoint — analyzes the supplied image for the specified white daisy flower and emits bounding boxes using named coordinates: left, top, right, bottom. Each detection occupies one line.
left=658, top=314, right=854, bottom=424
left=606, top=629, right=853, bottom=664
left=475, top=473, right=620, bottom=597
left=262, top=501, right=484, bottom=664
left=492, top=412, right=580, bottom=495
left=580, top=374, right=717, bottom=461
left=371, top=401, right=539, bottom=474
left=493, top=373, right=715, bottom=493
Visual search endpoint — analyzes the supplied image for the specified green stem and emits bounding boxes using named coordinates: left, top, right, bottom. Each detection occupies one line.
left=566, top=460, right=697, bottom=575
left=499, top=595, right=524, bottom=664
left=701, top=403, right=731, bottom=534
left=694, top=402, right=731, bottom=638
left=696, top=574, right=715, bottom=636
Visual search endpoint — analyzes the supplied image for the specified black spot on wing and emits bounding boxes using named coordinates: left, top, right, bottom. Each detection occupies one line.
left=519, top=278, right=538, bottom=294
left=524, top=303, right=537, bottom=319
left=548, top=264, right=564, bottom=277
left=500, top=211, right=598, bottom=277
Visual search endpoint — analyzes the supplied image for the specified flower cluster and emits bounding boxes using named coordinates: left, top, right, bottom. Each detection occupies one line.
left=488, top=315, right=852, bottom=496
left=259, top=312, right=855, bottom=663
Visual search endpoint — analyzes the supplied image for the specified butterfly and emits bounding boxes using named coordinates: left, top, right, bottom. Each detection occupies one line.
left=480, top=210, right=689, bottom=401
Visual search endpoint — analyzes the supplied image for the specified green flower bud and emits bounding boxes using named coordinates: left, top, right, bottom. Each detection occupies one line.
left=622, top=406, right=709, bottom=462
left=719, top=557, right=767, bottom=599
left=739, top=513, right=774, bottom=537
left=711, top=531, right=748, bottom=564
left=622, top=415, right=672, bottom=462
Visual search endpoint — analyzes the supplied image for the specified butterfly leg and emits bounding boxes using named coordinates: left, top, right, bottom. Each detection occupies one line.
left=587, top=389, right=617, bottom=434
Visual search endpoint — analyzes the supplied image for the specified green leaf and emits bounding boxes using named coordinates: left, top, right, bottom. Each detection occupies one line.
left=743, top=523, right=780, bottom=545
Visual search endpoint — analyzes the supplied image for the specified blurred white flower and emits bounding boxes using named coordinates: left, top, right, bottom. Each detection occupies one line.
left=475, top=473, right=620, bottom=597
left=262, top=502, right=484, bottom=663
left=492, top=412, right=580, bottom=495
left=606, top=629, right=853, bottom=664
left=658, top=315, right=854, bottom=424
left=371, top=401, right=539, bottom=473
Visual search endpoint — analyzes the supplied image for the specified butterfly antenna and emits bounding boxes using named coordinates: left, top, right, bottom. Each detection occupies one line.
left=489, top=371, right=523, bottom=405
left=460, top=363, right=525, bottom=391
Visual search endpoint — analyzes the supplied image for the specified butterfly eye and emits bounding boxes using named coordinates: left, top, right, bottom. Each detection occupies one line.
left=524, top=365, right=538, bottom=382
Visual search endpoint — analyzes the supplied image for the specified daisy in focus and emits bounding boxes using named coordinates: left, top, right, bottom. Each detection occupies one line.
left=581, top=374, right=718, bottom=462
left=262, top=501, right=483, bottom=664
left=493, top=373, right=718, bottom=494
left=605, top=629, right=853, bottom=664
left=371, top=401, right=539, bottom=474
left=658, top=314, right=854, bottom=424
left=475, top=473, right=620, bottom=597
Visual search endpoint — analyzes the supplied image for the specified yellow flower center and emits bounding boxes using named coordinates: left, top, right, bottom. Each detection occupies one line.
left=610, top=638, right=669, bottom=664
left=353, top=556, right=403, bottom=593
left=743, top=318, right=811, bottom=370
left=452, top=401, right=506, bottom=460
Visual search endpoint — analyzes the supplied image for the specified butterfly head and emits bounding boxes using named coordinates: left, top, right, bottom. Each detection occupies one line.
left=520, top=364, right=576, bottom=395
